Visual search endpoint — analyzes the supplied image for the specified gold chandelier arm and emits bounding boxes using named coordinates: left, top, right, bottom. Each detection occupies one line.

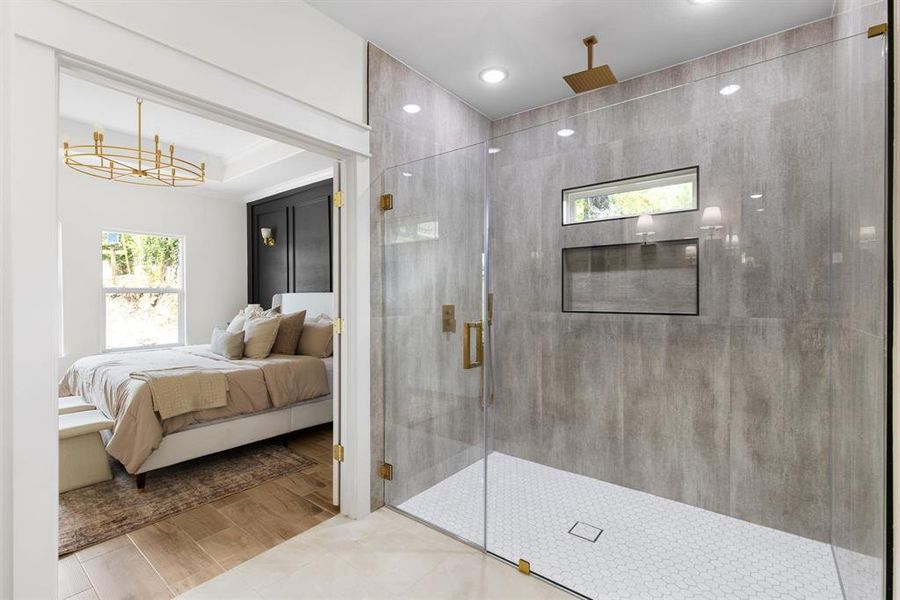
left=144, top=171, right=175, bottom=187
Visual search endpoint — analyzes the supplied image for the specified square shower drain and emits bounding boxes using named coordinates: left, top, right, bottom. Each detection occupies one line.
left=569, top=521, right=603, bottom=542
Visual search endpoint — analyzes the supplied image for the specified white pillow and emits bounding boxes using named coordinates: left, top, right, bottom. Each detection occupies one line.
left=225, top=312, right=245, bottom=333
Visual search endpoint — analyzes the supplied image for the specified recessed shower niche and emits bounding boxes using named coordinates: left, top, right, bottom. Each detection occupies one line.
left=562, top=239, right=699, bottom=315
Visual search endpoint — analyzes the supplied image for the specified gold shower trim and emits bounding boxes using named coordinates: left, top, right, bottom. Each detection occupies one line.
left=868, top=23, right=887, bottom=38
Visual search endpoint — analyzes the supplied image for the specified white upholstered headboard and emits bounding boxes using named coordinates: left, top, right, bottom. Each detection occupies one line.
left=273, top=292, right=334, bottom=319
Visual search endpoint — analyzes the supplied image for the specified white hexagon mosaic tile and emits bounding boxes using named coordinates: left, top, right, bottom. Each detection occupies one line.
left=398, top=452, right=853, bottom=599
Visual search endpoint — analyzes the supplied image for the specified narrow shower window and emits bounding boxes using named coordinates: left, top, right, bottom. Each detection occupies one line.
left=562, top=167, right=698, bottom=225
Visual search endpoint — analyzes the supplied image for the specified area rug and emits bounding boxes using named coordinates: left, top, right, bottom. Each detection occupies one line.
left=58, top=442, right=315, bottom=556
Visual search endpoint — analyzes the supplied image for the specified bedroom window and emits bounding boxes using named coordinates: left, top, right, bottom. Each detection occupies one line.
left=562, top=167, right=698, bottom=225
left=102, top=230, right=184, bottom=351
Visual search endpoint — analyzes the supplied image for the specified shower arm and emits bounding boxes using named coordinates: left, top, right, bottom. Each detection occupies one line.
left=584, top=35, right=597, bottom=70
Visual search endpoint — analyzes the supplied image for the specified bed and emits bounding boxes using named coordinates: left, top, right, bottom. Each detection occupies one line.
left=58, top=292, right=335, bottom=487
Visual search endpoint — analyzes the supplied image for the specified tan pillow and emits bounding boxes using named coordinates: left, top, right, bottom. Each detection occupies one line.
left=211, top=328, right=245, bottom=359
left=298, top=315, right=334, bottom=358
left=243, top=315, right=282, bottom=359
left=225, top=312, right=245, bottom=333
left=270, top=310, right=306, bottom=355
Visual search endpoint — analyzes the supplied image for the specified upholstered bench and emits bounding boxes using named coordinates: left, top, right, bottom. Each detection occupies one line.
left=58, top=395, right=93, bottom=415
left=59, top=410, right=115, bottom=493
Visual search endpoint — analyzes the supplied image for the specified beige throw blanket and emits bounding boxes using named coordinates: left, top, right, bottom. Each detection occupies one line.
left=130, top=367, right=228, bottom=420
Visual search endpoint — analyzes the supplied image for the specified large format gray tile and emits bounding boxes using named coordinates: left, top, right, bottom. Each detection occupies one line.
left=728, top=318, right=831, bottom=541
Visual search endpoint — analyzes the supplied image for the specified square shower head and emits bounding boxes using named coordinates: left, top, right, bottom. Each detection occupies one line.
left=563, top=65, right=618, bottom=93
left=563, top=36, right=618, bottom=94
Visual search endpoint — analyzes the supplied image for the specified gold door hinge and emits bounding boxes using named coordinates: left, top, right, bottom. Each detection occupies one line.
left=333, top=191, right=344, bottom=208
left=333, top=444, right=345, bottom=462
left=868, top=22, right=888, bottom=38
left=380, top=193, right=393, bottom=211
left=517, top=559, right=531, bottom=575
left=380, top=462, right=393, bottom=480
left=333, top=318, right=345, bottom=335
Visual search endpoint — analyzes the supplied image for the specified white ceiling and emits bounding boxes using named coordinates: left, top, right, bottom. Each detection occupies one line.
left=310, top=0, right=834, bottom=119
left=59, top=74, right=333, bottom=200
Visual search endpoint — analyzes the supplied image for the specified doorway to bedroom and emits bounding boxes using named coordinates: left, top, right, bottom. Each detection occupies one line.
left=56, top=71, right=345, bottom=599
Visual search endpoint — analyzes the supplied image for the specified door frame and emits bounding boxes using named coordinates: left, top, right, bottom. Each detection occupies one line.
left=0, top=2, right=372, bottom=598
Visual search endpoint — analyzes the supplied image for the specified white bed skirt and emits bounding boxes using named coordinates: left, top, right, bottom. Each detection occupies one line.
left=136, top=395, right=333, bottom=473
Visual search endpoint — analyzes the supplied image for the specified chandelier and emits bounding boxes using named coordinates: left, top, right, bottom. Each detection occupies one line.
left=63, top=98, right=205, bottom=187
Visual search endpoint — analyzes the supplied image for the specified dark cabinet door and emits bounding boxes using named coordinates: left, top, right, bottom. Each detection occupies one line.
left=248, top=179, right=332, bottom=309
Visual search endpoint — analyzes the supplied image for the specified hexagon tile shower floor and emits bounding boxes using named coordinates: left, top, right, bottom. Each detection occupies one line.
left=399, top=453, right=875, bottom=599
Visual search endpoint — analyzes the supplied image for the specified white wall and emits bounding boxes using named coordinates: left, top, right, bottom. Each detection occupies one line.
left=58, top=166, right=247, bottom=374
left=59, top=0, right=368, bottom=125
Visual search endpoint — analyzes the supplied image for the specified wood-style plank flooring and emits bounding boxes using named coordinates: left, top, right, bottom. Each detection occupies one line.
left=58, top=424, right=337, bottom=600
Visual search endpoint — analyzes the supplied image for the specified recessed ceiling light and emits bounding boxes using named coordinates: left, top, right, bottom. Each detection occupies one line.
left=401, top=171, right=412, bottom=177
left=488, top=147, right=501, bottom=154
left=479, top=68, right=508, bottom=84
left=688, top=0, right=715, bottom=4
left=557, top=128, right=575, bottom=137
left=402, top=104, right=421, bottom=114
left=755, top=208, right=765, bottom=212
left=719, top=84, right=741, bottom=96
left=750, top=193, right=763, bottom=199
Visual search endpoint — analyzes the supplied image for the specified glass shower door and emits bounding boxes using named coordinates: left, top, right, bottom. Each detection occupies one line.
left=381, top=142, right=488, bottom=547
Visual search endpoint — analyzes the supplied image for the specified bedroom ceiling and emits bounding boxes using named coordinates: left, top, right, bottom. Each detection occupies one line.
left=59, top=74, right=333, bottom=200
left=310, top=0, right=834, bottom=119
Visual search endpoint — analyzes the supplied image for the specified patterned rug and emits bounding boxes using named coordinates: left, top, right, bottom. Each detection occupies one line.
left=58, top=442, right=315, bottom=556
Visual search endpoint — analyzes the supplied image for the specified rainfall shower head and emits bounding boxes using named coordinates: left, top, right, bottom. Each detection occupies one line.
left=563, top=35, right=618, bottom=94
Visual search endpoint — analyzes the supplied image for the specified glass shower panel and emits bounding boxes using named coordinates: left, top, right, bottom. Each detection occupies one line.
left=381, top=143, right=487, bottom=547
left=483, top=32, right=886, bottom=599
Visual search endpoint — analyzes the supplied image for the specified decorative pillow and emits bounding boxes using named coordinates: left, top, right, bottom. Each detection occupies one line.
left=228, top=305, right=279, bottom=333
left=242, top=304, right=264, bottom=320
left=270, top=310, right=306, bottom=355
left=298, top=315, right=334, bottom=358
left=243, top=315, right=282, bottom=359
left=225, top=312, right=245, bottom=333
left=211, top=328, right=244, bottom=360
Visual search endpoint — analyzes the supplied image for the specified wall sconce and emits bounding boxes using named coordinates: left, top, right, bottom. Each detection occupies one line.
left=684, top=244, right=698, bottom=263
left=260, top=227, right=275, bottom=246
left=635, top=214, right=655, bottom=244
left=700, top=206, right=724, bottom=237
left=725, top=232, right=740, bottom=251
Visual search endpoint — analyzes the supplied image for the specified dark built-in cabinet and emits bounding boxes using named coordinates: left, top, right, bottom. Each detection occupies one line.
left=247, top=179, right=333, bottom=309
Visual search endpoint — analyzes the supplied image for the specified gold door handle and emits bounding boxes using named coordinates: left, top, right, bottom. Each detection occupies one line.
left=463, top=321, right=483, bottom=369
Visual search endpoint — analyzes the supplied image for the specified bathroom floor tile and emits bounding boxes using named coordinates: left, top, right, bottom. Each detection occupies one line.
left=398, top=452, right=855, bottom=600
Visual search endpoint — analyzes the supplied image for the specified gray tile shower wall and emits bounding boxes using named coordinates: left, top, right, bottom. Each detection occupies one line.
left=368, top=44, right=491, bottom=509
left=487, top=35, right=839, bottom=543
